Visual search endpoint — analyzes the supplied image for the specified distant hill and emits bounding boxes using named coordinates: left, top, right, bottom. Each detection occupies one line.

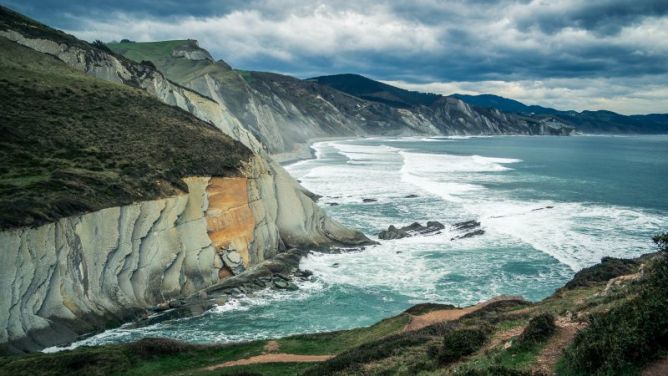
left=452, top=94, right=561, bottom=115
left=309, top=73, right=440, bottom=108
left=453, top=94, right=668, bottom=134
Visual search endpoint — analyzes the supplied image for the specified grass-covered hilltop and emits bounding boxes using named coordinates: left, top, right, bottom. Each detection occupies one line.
left=0, top=36, right=252, bottom=229
left=1, top=234, right=666, bottom=375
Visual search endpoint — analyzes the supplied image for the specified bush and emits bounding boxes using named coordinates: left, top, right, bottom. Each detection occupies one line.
left=514, top=313, right=555, bottom=349
left=91, top=40, right=113, bottom=54
left=654, top=232, right=668, bottom=252
left=437, top=327, right=489, bottom=364
left=301, top=333, right=430, bottom=375
left=140, top=60, right=156, bottom=70
left=559, top=250, right=668, bottom=375
left=125, top=337, right=195, bottom=358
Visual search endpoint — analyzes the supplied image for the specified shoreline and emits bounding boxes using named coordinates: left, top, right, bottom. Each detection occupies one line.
left=272, top=136, right=359, bottom=166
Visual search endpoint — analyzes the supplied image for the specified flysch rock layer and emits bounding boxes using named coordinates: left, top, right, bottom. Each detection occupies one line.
left=0, top=26, right=371, bottom=352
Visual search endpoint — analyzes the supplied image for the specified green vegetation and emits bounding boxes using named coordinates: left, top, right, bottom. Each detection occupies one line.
left=107, top=40, right=191, bottom=64
left=558, top=250, right=668, bottom=375
left=277, top=315, right=410, bottom=355
left=513, top=313, right=555, bottom=349
left=0, top=338, right=266, bottom=376
left=436, top=326, right=490, bottom=364
left=0, top=37, right=251, bottom=228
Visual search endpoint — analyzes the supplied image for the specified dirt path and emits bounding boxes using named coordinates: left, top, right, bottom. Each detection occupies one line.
left=531, top=317, right=586, bottom=375
left=403, top=296, right=524, bottom=332
left=204, top=353, right=334, bottom=370
left=485, top=326, right=525, bottom=350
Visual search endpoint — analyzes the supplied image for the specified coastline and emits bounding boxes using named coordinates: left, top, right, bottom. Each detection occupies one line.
left=273, top=136, right=357, bottom=166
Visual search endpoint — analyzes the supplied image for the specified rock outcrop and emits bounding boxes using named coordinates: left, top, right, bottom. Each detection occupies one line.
left=450, top=220, right=485, bottom=240
left=0, top=7, right=372, bottom=352
left=378, top=221, right=445, bottom=240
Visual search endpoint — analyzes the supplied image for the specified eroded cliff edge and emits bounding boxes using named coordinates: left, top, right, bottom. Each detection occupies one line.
left=0, top=7, right=371, bottom=352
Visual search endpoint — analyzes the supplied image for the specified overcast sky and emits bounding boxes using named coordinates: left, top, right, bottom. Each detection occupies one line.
left=6, top=0, right=668, bottom=114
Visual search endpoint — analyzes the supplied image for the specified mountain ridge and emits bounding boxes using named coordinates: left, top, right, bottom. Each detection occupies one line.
left=453, top=93, right=668, bottom=133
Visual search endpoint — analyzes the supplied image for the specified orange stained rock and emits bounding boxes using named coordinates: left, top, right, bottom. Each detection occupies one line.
left=206, top=177, right=255, bottom=268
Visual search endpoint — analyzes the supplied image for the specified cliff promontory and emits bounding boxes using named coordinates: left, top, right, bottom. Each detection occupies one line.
left=0, top=6, right=370, bottom=352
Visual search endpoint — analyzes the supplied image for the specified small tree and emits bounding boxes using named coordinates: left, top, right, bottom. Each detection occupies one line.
left=140, top=60, right=156, bottom=70
left=653, top=232, right=668, bottom=252
left=91, top=40, right=113, bottom=54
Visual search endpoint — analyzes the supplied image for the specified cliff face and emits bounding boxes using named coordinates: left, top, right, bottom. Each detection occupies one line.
left=0, top=178, right=218, bottom=351
left=0, top=155, right=368, bottom=352
left=0, top=7, right=371, bottom=352
left=107, top=41, right=572, bottom=160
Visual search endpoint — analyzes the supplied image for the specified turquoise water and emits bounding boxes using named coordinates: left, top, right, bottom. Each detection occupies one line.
left=57, top=135, right=668, bottom=350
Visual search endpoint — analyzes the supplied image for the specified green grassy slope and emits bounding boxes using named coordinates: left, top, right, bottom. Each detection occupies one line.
left=107, top=40, right=238, bottom=86
left=0, top=36, right=252, bottom=229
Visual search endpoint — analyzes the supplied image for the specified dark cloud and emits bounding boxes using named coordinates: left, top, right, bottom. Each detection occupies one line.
left=515, top=0, right=668, bottom=36
left=4, top=0, right=667, bottom=113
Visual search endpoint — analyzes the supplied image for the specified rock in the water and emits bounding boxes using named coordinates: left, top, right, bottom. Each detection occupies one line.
left=327, top=202, right=339, bottom=206
left=378, top=221, right=445, bottom=240
left=296, top=269, right=313, bottom=278
left=378, top=225, right=410, bottom=240
left=452, top=220, right=481, bottom=231
left=451, top=229, right=485, bottom=240
left=273, top=279, right=289, bottom=289
left=362, top=198, right=378, bottom=203
left=404, top=194, right=418, bottom=198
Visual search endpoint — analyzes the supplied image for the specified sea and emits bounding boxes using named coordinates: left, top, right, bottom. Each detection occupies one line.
left=51, top=135, right=668, bottom=351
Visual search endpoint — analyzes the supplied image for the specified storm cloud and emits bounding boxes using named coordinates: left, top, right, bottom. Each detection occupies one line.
left=5, top=0, right=668, bottom=114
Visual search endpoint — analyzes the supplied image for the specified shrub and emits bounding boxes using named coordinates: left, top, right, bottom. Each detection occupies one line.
left=654, top=232, right=668, bottom=252
left=91, top=40, right=113, bottom=54
left=125, top=337, right=195, bottom=358
left=140, top=60, right=156, bottom=70
left=302, top=333, right=429, bottom=375
left=437, top=327, right=489, bottom=364
left=514, top=313, right=555, bottom=349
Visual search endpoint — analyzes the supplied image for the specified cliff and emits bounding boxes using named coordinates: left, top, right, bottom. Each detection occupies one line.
left=0, top=6, right=370, bottom=352
left=108, top=42, right=572, bottom=159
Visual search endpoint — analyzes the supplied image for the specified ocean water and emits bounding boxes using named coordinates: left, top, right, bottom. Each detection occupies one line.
left=54, top=135, right=668, bottom=351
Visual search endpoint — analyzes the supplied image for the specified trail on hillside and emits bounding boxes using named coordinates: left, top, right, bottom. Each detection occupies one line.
left=205, top=354, right=334, bottom=370
left=403, top=296, right=524, bottom=332
left=531, top=316, right=586, bottom=375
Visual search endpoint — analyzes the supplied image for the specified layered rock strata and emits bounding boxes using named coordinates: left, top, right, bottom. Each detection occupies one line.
left=0, top=10, right=371, bottom=352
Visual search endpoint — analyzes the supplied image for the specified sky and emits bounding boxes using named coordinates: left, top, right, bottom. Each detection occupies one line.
left=6, top=0, right=668, bottom=114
